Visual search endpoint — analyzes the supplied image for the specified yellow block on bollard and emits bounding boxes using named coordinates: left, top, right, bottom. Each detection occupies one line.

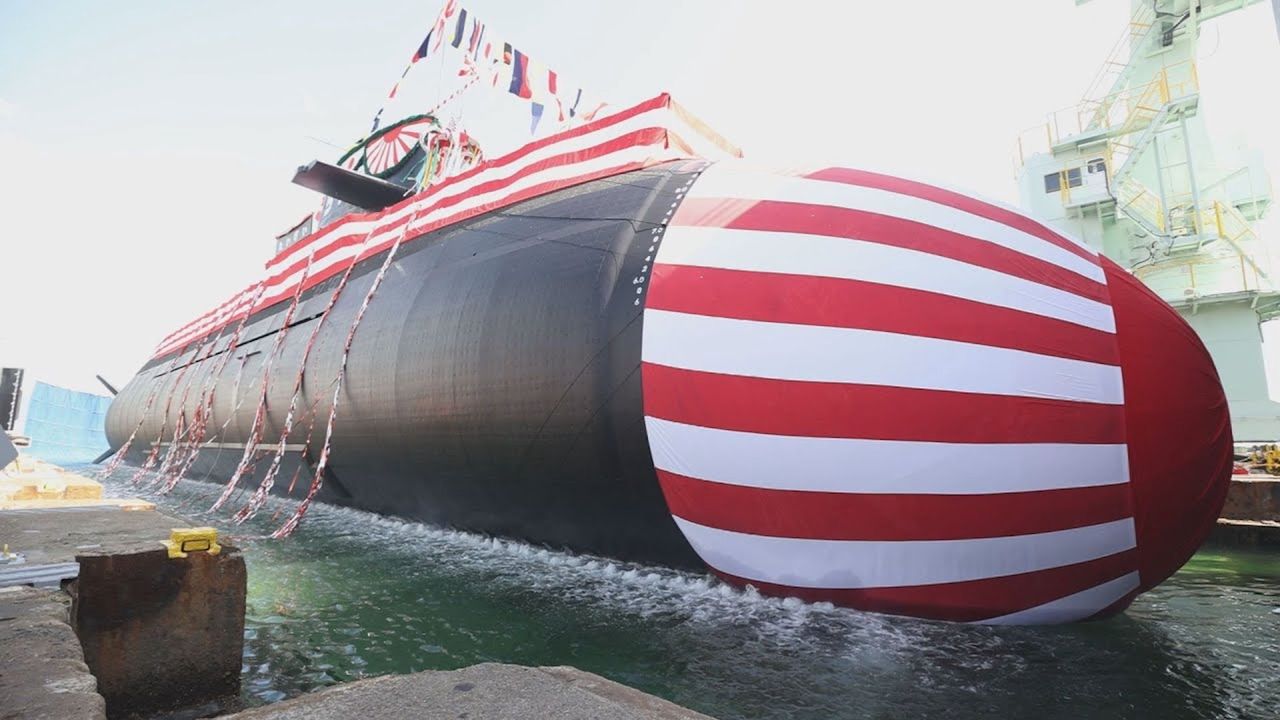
left=161, top=528, right=222, bottom=559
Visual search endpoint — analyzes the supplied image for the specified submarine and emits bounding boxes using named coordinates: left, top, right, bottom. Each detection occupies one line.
left=104, top=13, right=1233, bottom=626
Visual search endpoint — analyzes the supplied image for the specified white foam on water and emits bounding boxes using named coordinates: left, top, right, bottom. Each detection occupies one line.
left=96, top=466, right=1280, bottom=720
left=97, top=465, right=940, bottom=657
left=315, top=503, right=892, bottom=644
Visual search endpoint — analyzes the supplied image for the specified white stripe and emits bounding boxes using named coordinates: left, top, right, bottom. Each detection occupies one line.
left=653, top=225, right=1116, bottom=333
left=785, top=159, right=1093, bottom=255
left=162, top=104, right=710, bottom=349
left=672, top=516, right=1137, bottom=589
left=159, top=142, right=682, bottom=355
left=269, top=143, right=669, bottom=304
left=642, top=310, right=1124, bottom=405
left=979, top=572, right=1140, bottom=625
left=685, top=162, right=1105, bottom=283
left=267, top=105, right=709, bottom=272
left=158, top=287, right=266, bottom=350
left=159, top=288, right=257, bottom=346
left=644, top=417, right=1130, bottom=494
left=404, top=142, right=670, bottom=236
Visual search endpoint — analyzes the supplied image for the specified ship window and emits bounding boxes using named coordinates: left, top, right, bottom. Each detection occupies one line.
left=1066, top=167, right=1083, bottom=187
left=1087, top=158, right=1106, bottom=174
left=1044, top=172, right=1061, bottom=194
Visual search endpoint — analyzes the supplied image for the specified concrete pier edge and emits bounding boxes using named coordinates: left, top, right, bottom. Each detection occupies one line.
left=1, top=500, right=716, bottom=719
left=222, top=663, right=714, bottom=720
left=0, top=585, right=107, bottom=720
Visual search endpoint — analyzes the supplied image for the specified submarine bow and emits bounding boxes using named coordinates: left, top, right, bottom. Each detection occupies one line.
left=105, top=95, right=1231, bottom=624
left=642, top=162, right=1232, bottom=623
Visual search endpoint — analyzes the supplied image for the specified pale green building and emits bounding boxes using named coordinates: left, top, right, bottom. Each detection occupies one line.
left=1016, top=0, right=1279, bottom=441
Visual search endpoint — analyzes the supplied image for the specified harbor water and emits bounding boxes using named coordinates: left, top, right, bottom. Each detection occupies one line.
left=96, top=469, right=1279, bottom=720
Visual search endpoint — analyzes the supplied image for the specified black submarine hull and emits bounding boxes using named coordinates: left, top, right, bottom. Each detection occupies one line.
left=106, top=151, right=1237, bottom=625
left=105, top=161, right=703, bottom=567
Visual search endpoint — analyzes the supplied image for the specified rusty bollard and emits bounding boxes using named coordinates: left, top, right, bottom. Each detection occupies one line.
left=70, top=528, right=246, bottom=718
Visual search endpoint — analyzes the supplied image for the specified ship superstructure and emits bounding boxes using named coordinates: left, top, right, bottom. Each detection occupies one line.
left=1016, top=0, right=1279, bottom=440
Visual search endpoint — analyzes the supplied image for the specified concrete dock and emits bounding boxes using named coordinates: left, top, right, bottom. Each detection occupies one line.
left=224, top=663, right=713, bottom=720
left=1214, top=474, right=1280, bottom=545
left=1, top=457, right=153, bottom=512
left=1, top=505, right=179, bottom=567
left=1, top=456, right=716, bottom=719
left=0, top=585, right=105, bottom=720
left=1, top=503, right=716, bottom=719
left=1, top=448, right=251, bottom=719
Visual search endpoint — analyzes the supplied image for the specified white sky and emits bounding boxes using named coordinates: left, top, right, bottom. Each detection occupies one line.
left=0, top=1, right=1277, bottom=394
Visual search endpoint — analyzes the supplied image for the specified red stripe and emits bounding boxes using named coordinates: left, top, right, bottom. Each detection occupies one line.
left=160, top=127, right=670, bottom=355
left=154, top=156, right=666, bottom=359
left=641, top=363, right=1126, bottom=444
left=158, top=298, right=254, bottom=352
left=673, top=198, right=1108, bottom=304
left=711, top=549, right=1138, bottom=623
left=355, top=156, right=660, bottom=275
left=266, top=94, right=674, bottom=268
left=165, top=102, right=690, bottom=349
left=1102, top=259, right=1233, bottom=592
left=257, top=212, right=415, bottom=304
left=803, top=167, right=1099, bottom=267
left=658, top=470, right=1133, bottom=542
left=160, top=282, right=265, bottom=345
left=159, top=287, right=258, bottom=345
left=393, top=128, right=666, bottom=238
left=646, top=265, right=1119, bottom=365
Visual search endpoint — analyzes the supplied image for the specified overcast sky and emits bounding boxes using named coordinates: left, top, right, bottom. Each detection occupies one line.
left=1, top=1, right=1277, bottom=394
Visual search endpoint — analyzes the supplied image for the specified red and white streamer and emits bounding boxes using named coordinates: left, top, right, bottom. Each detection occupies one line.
left=149, top=95, right=740, bottom=360
left=209, top=260, right=315, bottom=511
left=271, top=214, right=418, bottom=538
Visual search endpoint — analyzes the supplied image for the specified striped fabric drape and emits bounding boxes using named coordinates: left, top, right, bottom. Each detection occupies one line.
left=640, top=161, right=1225, bottom=624
left=151, top=95, right=740, bottom=359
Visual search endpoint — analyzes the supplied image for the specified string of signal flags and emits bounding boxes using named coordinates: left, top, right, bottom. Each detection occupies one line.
left=370, top=0, right=609, bottom=136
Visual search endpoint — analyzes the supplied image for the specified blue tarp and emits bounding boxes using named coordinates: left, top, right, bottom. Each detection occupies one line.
left=22, top=382, right=111, bottom=465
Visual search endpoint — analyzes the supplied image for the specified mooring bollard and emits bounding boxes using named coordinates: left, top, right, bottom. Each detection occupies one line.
left=69, top=528, right=246, bottom=718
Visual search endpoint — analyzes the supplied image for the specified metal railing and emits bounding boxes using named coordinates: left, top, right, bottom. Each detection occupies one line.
left=1213, top=200, right=1273, bottom=284
left=1133, top=254, right=1266, bottom=296
left=1116, top=177, right=1167, bottom=234
left=1077, top=2, right=1159, bottom=113
left=1132, top=200, right=1274, bottom=296
left=1016, top=60, right=1199, bottom=166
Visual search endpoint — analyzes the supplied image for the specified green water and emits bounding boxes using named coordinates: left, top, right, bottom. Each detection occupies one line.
left=100, top=472, right=1280, bottom=720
